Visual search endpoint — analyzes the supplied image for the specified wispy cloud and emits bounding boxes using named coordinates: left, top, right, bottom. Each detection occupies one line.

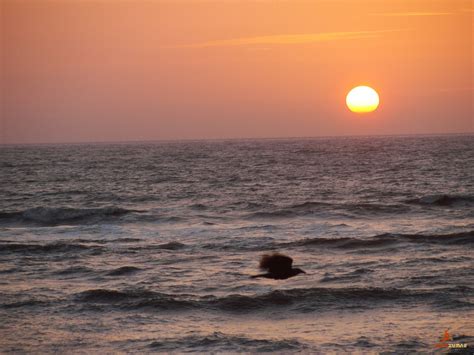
left=370, top=12, right=454, bottom=17
left=173, top=30, right=399, bottom=49
left=438, top=87, right=473, bottom=93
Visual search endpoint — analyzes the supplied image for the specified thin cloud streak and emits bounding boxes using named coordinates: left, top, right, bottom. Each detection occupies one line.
left=370, top=12, right=454, bottom=17
left=174, top=30, right=400, bottom=48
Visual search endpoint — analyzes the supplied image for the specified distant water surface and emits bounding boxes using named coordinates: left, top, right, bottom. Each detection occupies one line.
left=0, top=135, right=473, bottom=352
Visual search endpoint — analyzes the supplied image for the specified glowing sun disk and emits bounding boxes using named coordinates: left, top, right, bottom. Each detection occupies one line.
left=346, top=86, right=380, bottom=113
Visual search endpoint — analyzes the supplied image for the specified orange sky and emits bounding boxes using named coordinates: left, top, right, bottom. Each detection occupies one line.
left=1, top=0, right=472, bottom=144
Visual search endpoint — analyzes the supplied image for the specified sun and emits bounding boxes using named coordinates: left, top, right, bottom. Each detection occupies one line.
left=346, top=86, right=379, bottom=113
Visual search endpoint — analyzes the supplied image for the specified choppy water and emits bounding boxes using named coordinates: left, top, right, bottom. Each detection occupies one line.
left=1, top=135, right=473, bottom=353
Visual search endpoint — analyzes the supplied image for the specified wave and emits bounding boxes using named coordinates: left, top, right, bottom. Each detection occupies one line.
left=279, top=230, right=474, bottom=250
left=148, top=332, right=306, bottom=352
left=280, top=236, right=394, bottom=249
left=0, top=242, right=104, bottom=255
left=245, top=201, right=409, bottom=220
left=8, top=230, right=466, bottom=257
left=0, top=267, right=18, bottom=274
left=402, top=255, right=471, bottom=265
left=106, top=266, right=142, bottom=276
left=1, top=195, right=470, bottom=227
left=55, top=265, right=143, bottom=276
left=0, top=206, right=142, bottom=226
left=75, top=289, right=196, bottom=310
left=1, top=299, right=54, bottom=309
left=74, top=286, right=472, bottom=313
left=320, top=268, right=374, bottom=283
left=54, top=266, right=96, bottom=276
left=247, top=210, right=298, bottom=219
left=189, top=203, right=208, bottom=211
left=392, top=231, right=474, bottom=245
left=0, top=293, right=56, bottom=309
left=200, top=230, right=473, bottom=253
left=243, top=194, right=474, bottom=220
left=245, top=201, right=332, bottom=219
left=123, top=241, right=188, bottom=254
left=155, top=241, right=187, bottom=250
left=406, top=194, right=474, bottom=207
left=69, top=238, right=142, bottom=244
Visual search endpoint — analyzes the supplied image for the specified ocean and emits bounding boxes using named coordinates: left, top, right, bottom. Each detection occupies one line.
left=1, top=135, right=473, bottom=353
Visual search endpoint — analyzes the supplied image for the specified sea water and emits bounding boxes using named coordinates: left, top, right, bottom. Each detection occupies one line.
left=1, top=135, right=473, bottom=352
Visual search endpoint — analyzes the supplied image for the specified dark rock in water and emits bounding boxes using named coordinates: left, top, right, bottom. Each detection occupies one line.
left=251, top=253, right=306, bottom=280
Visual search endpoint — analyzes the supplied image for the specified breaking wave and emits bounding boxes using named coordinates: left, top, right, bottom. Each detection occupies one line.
left=73, top=286, right=472, bottom=313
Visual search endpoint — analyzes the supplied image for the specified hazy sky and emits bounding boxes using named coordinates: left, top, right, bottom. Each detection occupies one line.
left=1, top=0, right=473, bottom=144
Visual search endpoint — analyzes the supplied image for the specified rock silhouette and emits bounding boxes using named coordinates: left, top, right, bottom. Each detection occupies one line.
left=251, top=253, right=306, bottom=280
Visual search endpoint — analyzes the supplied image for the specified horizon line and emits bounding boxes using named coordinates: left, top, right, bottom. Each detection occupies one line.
left=1, top=131, right=473, bottom=147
